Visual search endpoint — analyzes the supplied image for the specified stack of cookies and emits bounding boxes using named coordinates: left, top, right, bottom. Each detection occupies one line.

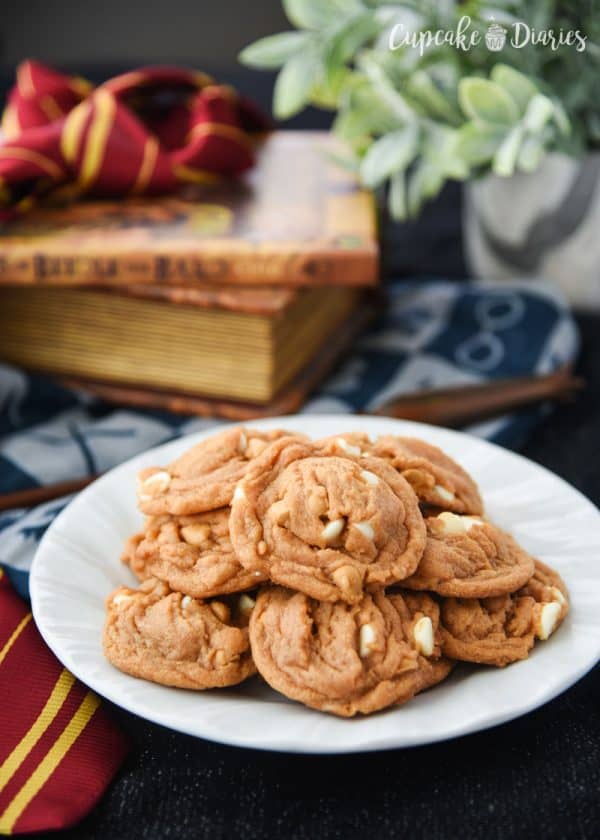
left=103, top=426, right=569, bottom=717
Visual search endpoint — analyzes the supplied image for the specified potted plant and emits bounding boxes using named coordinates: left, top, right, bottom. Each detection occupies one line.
left=241, top=1, right=600, bottom=309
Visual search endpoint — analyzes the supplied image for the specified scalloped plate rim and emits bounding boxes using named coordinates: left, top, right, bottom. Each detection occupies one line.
left=30, top=415, right=600, bottom=754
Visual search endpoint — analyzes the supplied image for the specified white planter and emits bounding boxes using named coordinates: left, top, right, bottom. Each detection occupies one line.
left=463, top=153, right=600, bottom=311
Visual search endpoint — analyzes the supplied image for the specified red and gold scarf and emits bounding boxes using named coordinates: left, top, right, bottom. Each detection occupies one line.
left=0, top=60, right=269, bottom=219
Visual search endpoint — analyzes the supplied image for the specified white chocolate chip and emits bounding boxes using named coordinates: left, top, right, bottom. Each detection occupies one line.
left=257, top=540, right=267, bottom=556
left=238, top=430, right=248, bottom=452
left=254, top=571, right=263, bottom=577
left=434, top=484, right=455, bottom=502
left=360, top=469, right=379, bottom=486
left=141, top=470, right=171, bottom=495
left=181, top=595, right=193, bottom=609
left=359, top=623, right=376, bottom=658
left=550, top=586, right=566, bottom=607
left=437, top=511, right=483, bottom=535
left=180, top=523, right=211, bottom=546
left=321, top=518, right=345, bottom=543
left=336, top=437, right=362, bottom=457
left=332, top=565, right=362, bottom=597
left=413, top=616, right=434, bottom=656
left=233, top=485, right=246, bottom=502
left=353, top=521, right=375, bottom=540
left=536, top=601, right=562, bottom=640
left=112, top=592, right=133, bottom=605
left=239, top=594, right=256, bottom=613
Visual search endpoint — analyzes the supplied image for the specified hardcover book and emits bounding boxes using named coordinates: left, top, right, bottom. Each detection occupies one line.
left=0, top=132, right=378, bottom=288
left=0, top=283, right=364, bottom=404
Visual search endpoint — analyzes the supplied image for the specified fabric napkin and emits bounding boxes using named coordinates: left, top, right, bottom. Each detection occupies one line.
left=0, top=569, right=129, bottom=835
left=0, top=278, right=578, bottom=833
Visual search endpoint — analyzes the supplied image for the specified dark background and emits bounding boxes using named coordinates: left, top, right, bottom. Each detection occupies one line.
left=2, top=2, right=599, bottom=837
left=0, top=0, right=288, bottom=70
left=0, top=1, right=313, bottom=127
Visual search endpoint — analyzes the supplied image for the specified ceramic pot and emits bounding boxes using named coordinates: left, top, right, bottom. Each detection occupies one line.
left=463, top=153, right=600, bottom=310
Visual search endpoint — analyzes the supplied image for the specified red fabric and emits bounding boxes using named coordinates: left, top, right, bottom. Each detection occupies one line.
left=0, top=60, right=269, bottom=219
left=0, top=570, right=129, bottom=835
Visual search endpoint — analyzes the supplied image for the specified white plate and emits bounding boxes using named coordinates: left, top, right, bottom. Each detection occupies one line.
left=30, top=416, right=600, bottom=754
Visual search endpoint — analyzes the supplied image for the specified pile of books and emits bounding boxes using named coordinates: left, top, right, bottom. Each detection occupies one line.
left=0, top=132, right=378, bottom=417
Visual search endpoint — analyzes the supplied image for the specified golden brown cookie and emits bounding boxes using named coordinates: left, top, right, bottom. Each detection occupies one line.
left=127, top=510, right=267, bottom=598
left=439, top=560, right=569, bottom=667
left=103, top=577, right=256, bottom=689
left=318, top=432, right=373, bottom=459
left=402, top=512, right=535, bottom=598
left=137, top=426, right=298, bottom=516
left=369, top=436, right=483, bottom=515
left=249, top=586, right=453, bottom=717
left=120, top=532, right=149, bottom=581
left=229, top=437, right=426, bottom=603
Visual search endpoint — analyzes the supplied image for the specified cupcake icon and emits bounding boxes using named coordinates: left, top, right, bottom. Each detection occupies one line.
left=485, top=20, right=507, bottom=51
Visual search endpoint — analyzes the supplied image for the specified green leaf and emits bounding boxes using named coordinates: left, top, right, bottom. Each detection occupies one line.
left=239, top=32, right=310, bottom=69
left=359, top=125, right=419, bottom=188
left=311, top=65, right=349, bottom=109
left=326, top=13, right=379, bottom=70
left=345, top=77, right=403, bottom=129
left=428, top=128, right=470, bottom=180
left=273, top=51, right=319, bottom=119
left=551, top=99, right=571, bottom=137
left=283, top=0, right=353, bottom=30
left=455, top=122, right=507, bottom=166
left=490, top=64, right=538, bottom=115
left=517, top=135, right=545, bottom=172
left=458, top=78, right=519, bottom=126
left=388, top=171, right=407, bottom=221
left=332, top=94, right=399, bottom=141
left=405, top=70, right=462, bottom=126
left=407, top=160, right=444, bottom=218
left=333, top=79, right=405, bottom=141
left=358, top=53, right=417, bottom=124
left=492, top=124, right=525, bottom=177
left=522, top=93, right=555, bottom=133
left=333, top=109, right=371, bottom=142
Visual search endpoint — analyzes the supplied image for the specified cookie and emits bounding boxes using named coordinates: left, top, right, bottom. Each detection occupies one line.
left=229, top=437, right=426, bottom=603
left=137, top=426, right=297, bottom=516
left=130, top=510, right=267, bottom=598
left=439, top=560, right=569, bottom=667
left=319, top=432, right=373, bottom=459
left=402, top=512, right=535, bottom=598
left=249, top=586, right=453, bottom=717
left=103, top=577, right=256, bottom=689
left=120, top=532, right=148, bottom=581
left=369, top=436, right=483, bottom=515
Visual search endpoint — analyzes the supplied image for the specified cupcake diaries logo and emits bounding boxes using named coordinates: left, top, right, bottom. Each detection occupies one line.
left=388, top=15, right=588, bottom=56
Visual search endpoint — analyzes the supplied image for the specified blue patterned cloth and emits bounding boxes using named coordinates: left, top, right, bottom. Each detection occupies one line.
left=0, top=280, right=578, bottom=599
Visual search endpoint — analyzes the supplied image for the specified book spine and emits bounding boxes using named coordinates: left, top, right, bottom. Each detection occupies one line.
left=0, top=248, right=379, bottom=287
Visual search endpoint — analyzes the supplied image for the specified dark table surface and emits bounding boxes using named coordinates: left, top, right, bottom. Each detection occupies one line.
left=23, top=68, right=597, bottom=839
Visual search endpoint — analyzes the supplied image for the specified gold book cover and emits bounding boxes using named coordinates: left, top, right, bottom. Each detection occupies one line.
left=0, top=284, right=363, bottom=402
